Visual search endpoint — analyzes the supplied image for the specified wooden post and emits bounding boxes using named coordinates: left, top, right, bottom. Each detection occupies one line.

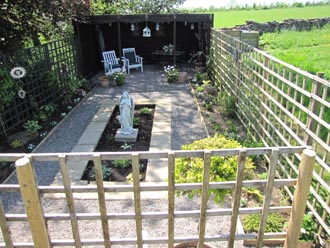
left=304, top=72, right=323, bottom=145
left=173, top=14, right=177, bottom=66
left=15, top=157, right=51, bottom=248
left=228, top=149, right=247, bottom=248
left=117, top=16, right=122, bottom=57
left=0, top=199, right=14, bottom=248
left=284, top=149, right=316, bottom=248
left=168, top=152, right=175, bottom=248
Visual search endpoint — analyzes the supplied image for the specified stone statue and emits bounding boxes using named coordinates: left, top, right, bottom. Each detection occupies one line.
left=119, top=91, right=134, bottom=135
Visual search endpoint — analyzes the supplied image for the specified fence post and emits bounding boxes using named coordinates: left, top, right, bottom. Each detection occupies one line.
left=15, top=157, right=51, bottom=248
left=304, top=72, right=323, bottom=145
left=284, top=149, right=315, bottom=248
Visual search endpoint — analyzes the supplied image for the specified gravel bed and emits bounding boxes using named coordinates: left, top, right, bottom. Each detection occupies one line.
left=1, top=66, right=253, bottom=247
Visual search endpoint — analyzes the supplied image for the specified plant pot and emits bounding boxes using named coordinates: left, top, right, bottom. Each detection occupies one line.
left=178, top=72, right=188, bottom=82
left=173, top=242, right=215, bottom=248
left=98, top=76, right=110, bottom=87
left=297, top=241, right=313, bottom=248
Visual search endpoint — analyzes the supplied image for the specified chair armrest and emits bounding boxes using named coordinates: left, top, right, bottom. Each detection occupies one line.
left=136, top=56, right=143, bottom=63
left=122, top=57, right=129, bottom=66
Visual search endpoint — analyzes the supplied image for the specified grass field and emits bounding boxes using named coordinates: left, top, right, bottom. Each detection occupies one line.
left=260, top=25, right=330, bottom=80
left=211, top=5, right=330, bottom=28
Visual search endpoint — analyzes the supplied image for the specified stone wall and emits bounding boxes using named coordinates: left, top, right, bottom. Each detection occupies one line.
left=229, top=17, right=330, bottom=34
left=220, top=17, right=330, bottom=48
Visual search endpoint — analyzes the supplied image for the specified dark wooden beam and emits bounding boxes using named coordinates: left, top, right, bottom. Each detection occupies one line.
left=173, top=14, right=176, bottom=65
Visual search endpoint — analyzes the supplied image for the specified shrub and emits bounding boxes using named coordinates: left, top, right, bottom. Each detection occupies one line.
left=140, top=107, right=152, bottom=115
left=23, top=120, right=42, bottom=133
left=112, top=159, right=131, bottom=169
left=88, top=164, right=112, bottom=180
left=243, top=213, right=286, bottom=233
left=300, top=213, right=315, bottom=241
left=217, top=92, right=237, bottom=118
left=175, top=134, right=255, bottom=204
left=10, top=139, right=23, bottom=149
left=164, top=65, right=178, bottom=82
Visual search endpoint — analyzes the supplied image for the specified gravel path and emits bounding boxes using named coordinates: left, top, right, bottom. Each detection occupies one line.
left=1, top=66, right=250, bottom=247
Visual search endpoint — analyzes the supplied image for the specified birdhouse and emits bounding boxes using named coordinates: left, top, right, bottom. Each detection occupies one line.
left=143, top=26, right=151, bottom=37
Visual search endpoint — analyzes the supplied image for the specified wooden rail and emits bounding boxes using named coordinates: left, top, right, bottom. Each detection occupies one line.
left=210, top=29, right=330, bottom=242
left=0, top=147, right=314, bottom=247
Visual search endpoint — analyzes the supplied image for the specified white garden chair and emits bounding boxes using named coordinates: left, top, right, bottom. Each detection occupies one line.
left=102, top=50, right=125, bottom=76
left=122, top=48, right=143, bottom=74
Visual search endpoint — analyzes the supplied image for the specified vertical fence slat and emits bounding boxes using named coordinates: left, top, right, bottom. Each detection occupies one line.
left=93, top=154, right=111, bottom=248
left=0, top=199, right=14, bottom=248
left=15, top=157, right=51, bottom=248
left=227, top=149, right=247, bottom=248
left=197, top=151, right=212, bottom=248
left=58, top=155, right=82, bottom=248
left=256, top=149, right=280, bottom=247
left=285, top=149, right=316, bottom=248
left=132, top=153, right=143, bottom=248
left=168, top=152, right=175, bottom=248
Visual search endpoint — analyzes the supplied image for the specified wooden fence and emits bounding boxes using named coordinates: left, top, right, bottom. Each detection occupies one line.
left=210, top=29, right=330, bottom=242
left=0, top=147, right=314, bottom=247
left=0, top=36, right=78, bottom=136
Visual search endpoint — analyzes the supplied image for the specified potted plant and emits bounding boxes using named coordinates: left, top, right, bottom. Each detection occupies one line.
left=164, top=65, right=179, bottom=83
left=108, top=70, right=126, bottom=86
left=298, top=213, right=315, bottom=248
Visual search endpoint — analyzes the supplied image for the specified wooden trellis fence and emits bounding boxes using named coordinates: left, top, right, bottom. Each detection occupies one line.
left=0, top=147, right=314, bottom=247
left=0, top=36, right=78, bottom=136
left=210, top=29, right=330, bottom=242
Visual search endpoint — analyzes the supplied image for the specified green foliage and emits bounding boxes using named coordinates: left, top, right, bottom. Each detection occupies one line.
left=88, top=164, right=112, bottom=180
left=66, top=77, right=89, bottom=95
left=243, top=213, right=286, bottom=233
left=195, top=72, right=209, bottom=84
left=106, top=134, right=115, bottom=144
left=196, top=86, right=205, bottom=93
left=164, top=65, right=178, bottom=82
left=133, top=117, right=140, bottom=126
left=217, top=92, right=237, bottom=118
left=108, top=70, right=126, bottom=86
left=90, top=0, right=185, bottom=14
left=23, top=120, right=42, bottom=133
left=1, top=1, right=89, bottom=51
left=112, top=159, right=131, bottom=169
left=0, top=68, right=17, bottom=112
left=175, top=134, right=255, bottom=204
left=300, top=213, right=316, bottom=241
left=245, top=187, right=264, bottom=203
left=140, top=107, right=152, bottom=115
left=38, top=103, right=57, bottom=121
left=10, top=139, right=24, bottom=149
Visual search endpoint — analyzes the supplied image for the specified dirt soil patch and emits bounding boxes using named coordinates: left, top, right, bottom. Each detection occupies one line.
left=81, top=105, right=155, bottom=182
left=0, top=90, right=88, bottom=183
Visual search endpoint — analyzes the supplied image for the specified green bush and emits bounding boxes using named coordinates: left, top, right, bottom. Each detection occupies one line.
left=175, top=134, right=255, bottom=203
left=10, top=139, right=23, bottom=149
left=23, top=120, right=42, bottom=133
left=300, top=213, right=315, bottom=241
left=112, top=159, right=131, bottom=169
left=217, top=92, right=237, bottom=118
left=140, top=107, right=152, bottom=115
left=243, top=213, right=286, bottom=233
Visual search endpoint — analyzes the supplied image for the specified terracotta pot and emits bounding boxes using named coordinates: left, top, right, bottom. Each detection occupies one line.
left=98, top=76, right=110, bottom=87
left=297, top=241, right=313, bottom=248
left=173, top=242, right=215, bottom=248
left=178, top=72, right=188, bottom=82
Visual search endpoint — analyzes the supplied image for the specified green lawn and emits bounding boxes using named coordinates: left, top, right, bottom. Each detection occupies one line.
left=260, top=26, right=330, bottom=80
left=211, top=5, right=330, bottom=28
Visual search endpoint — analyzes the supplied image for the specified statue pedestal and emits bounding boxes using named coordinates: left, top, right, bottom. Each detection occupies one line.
left=115, top=128, right=138, bottom=142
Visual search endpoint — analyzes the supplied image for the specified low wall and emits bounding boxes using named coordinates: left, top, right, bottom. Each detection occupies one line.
left=220, top=17, right=330, bottom=48
left=229, top=17, right=330, bottom=34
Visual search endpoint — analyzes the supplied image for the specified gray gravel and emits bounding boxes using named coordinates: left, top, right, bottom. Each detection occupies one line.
left=0, top=66, right=251, bottom=247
